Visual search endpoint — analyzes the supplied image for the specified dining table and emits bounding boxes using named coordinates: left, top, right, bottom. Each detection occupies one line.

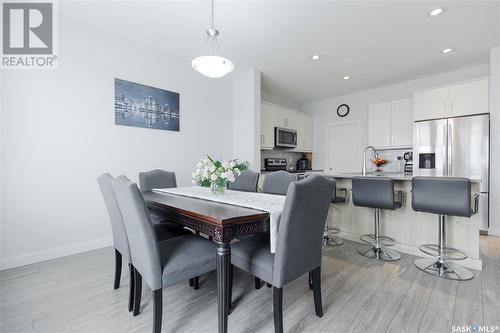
left=143, top=189, right=271, bottom=333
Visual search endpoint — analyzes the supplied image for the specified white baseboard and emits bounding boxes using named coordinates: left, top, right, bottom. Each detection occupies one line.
left=0, top=237, right=113, bottom=271
left=337, top=231, right=483, bottom=271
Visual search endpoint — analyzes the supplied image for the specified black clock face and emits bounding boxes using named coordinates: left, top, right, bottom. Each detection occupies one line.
left=337, top=104, right=350, bottom=117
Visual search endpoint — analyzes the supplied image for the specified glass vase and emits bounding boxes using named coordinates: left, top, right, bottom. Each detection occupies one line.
left=210, top=179, right=227, bottom=195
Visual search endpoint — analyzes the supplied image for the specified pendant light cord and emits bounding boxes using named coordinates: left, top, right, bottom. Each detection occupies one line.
left=211, top=0, right=215, bottom=30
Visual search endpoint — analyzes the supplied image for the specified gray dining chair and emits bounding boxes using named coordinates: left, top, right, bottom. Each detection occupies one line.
left=112, top=176, right=217, bottom=333
left=229, top=174, right=335, bottom=333
left=97, top=173, right=194, bottom=315
left=139, top=169, right=177, bottom=192
left=262, top=170, right=297, bottom=195
left=139, top=168, right=203, bottom=288
left=97, top=173, right=135, bottom=312
left=228, top=170, right=260, bottom=192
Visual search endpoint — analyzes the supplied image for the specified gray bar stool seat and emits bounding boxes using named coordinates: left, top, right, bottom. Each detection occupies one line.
left=412, top=177, right=479, bottom=281
left=352, top=177, right=403, bottom=261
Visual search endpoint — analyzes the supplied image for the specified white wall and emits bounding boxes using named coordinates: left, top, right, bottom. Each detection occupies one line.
left=0, top=16, right=234, bottom=270
left=232, top=69, right=261, bottom=170
left=261, top=90, right=301, bottom=110
left=302, top=64, right=490, bottom=173
left=489, top=47, right=500, bottom=236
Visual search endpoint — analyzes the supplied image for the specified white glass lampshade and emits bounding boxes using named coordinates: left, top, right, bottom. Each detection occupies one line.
left=191, top=55, right=234, bottom=78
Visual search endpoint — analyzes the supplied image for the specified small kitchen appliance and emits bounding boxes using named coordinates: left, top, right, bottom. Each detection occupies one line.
left=264, top=158, right=287, bottom=172
left=403, top=151, right=413, bottom=173
left=296, top=154, right=311, bottom=171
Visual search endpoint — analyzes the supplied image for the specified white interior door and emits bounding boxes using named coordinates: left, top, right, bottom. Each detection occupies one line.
left=327, top=122, right=360, bottom=174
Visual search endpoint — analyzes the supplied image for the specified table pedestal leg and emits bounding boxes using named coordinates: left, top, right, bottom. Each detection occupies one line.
left=216, top=241, right=231, bottom=333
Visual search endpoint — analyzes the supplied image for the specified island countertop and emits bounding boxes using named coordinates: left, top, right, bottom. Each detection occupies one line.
left=330, top=172, right=481, bottom=182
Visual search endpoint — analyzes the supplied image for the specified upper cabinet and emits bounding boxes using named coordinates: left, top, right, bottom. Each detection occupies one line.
left=368, top=98, right=413, bottom=149
left=448, top=79, right=489, bottom=117
left=261, top=102, right=313, bottom=152
left=413, top=87, right=448, bottom=121
left=413, top=78, right=489, bottom=121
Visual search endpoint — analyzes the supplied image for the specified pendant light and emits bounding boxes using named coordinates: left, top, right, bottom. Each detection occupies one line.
left=191, top=0, right=234, bottom=78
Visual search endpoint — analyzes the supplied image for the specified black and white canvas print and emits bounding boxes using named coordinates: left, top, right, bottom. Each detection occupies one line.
left=114, top=78, right=180, bottom=131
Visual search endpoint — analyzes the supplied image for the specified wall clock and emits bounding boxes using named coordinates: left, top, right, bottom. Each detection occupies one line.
left=337, top=104, right=350, bottom=117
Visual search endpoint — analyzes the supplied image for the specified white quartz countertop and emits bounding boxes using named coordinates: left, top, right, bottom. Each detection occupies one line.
left=331, top=172, right=413, bottom=180
left=330, top=172, right=481, bottom=182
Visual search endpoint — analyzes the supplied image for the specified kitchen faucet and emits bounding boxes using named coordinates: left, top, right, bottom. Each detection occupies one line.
left=362, top=146, right=379, bottom=176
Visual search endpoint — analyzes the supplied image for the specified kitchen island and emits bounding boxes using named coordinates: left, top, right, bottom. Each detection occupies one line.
left=329, top=172, right=482, bottom=269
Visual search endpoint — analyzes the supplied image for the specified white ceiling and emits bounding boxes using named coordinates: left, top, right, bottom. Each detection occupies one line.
left=61, top=1, right=500, bottom=104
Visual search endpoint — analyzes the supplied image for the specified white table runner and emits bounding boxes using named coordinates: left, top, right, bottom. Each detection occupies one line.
left=152, top=186, right=286, bottom=253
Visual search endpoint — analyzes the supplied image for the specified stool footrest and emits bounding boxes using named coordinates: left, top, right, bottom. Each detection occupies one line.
left=418, top=244, right=468, bottom=261
left=360, top=234, right=396, bottom=247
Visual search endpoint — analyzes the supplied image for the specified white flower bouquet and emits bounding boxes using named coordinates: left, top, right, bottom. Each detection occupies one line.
left=192, top=155, right=249, bottom=194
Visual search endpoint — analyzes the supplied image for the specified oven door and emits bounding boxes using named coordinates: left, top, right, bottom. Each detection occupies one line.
left=275, top=127, right=297, bottom=148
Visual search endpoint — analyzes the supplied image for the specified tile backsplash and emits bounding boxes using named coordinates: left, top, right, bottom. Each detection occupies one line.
left=366, top=148, right=412, bottom=173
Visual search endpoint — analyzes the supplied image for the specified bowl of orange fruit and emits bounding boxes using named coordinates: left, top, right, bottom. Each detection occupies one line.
left=371, top=158, right=386, bottom=171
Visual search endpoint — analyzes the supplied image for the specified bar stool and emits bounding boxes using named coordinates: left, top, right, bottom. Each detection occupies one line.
left=352, top=177, right=403, bottom=261
left=323, top=187, right=348, bottom=246
left=412, top=177, right=479, bottom=281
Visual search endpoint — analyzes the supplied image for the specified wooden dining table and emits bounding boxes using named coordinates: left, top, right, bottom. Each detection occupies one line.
left=143, top=190, right=270, bottom=333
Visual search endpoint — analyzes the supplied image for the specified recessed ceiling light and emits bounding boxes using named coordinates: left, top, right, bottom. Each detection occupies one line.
left=441, top=48, right=454, bottom=54
left=343, top=76, right=351, bottom=80
left=429, top=8, right=444, bottom=17
left=311, top=55, right=320, bottom=61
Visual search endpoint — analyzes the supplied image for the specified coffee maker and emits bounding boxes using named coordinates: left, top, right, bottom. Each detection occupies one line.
left=403, top=151, right=413, bottom=173
left=296, top=154, right=311, bottom=171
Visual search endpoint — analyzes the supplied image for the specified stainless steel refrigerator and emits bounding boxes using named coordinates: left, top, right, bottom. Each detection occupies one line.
left=413, top=114, right=489, bottom=231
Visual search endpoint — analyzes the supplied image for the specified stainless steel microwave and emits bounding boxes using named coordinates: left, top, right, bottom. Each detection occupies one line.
left=275, top=127, right=297, bottom=148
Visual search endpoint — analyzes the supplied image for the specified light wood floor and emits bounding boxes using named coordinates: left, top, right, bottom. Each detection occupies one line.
left=1, top=236, right=499, bottom=333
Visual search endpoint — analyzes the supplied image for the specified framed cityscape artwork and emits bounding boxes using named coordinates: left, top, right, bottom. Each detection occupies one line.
left=114, top=78, right=180, bottom=131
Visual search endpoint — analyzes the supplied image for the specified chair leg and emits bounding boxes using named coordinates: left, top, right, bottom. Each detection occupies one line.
left=273, top=287, right=284, bottom=333
left=189, top=278, right=194, bottom=287
left=152, top=289, right=163, bottom=333
left=133, top=268, right=142, bottom=316
left=114, top=249, right=122, bottom=289
left=254, top=277, right=262, bottom=289
left=193, top=276, right=200, bottom=290
left=228, top=265, right=233, bottom=314
left=128, top=264, right=135, bottom=312
left=311, top=267, right=323, bottom=317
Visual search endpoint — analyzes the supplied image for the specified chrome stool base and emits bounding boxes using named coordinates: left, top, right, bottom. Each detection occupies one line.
left=415, top=258, right=473, bottom=281
left=323, top=234, right=344, bottom=246
left=323, top=227, right=344, bottom=247
left=360, top=234, right=396, bottom=247
left=357, top=244, right=401, bottom=261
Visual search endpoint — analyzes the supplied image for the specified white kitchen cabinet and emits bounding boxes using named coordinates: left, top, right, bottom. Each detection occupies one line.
left=413, top=78, right=489, bottom=121
left=368, top=102, right=391, bottom=148
left=413, top=87, right=448, bottom=121
left=260, top=103, right=275, bottom=149
left=261, top=102, right=312, bottom=152
left=368, top=98, right=413, bottom=149
left=390, top=98, right=413, bottom=147
left=448, top=79, right=489, bottom=117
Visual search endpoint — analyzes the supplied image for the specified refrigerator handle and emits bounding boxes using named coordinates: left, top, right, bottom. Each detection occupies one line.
left=447, top=120, right=452, bottom=176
